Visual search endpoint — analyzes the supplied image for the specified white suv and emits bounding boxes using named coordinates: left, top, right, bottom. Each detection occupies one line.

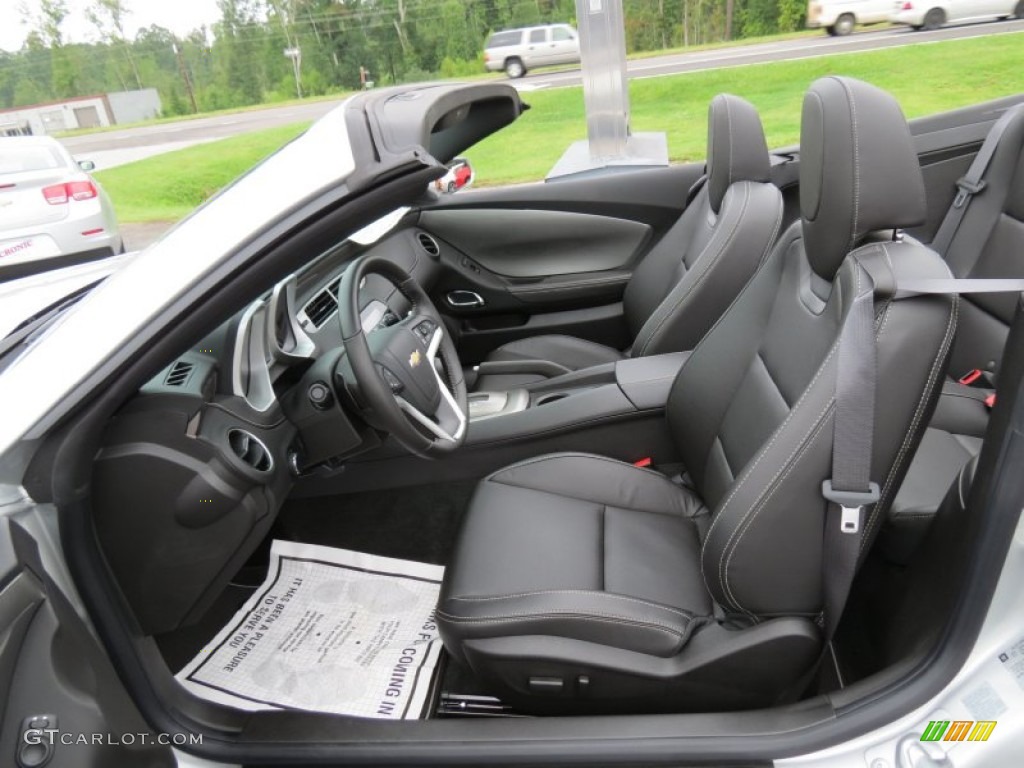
left=806, top=0, right=893, bottom=35
left=483, top=24, right=580, bottom=79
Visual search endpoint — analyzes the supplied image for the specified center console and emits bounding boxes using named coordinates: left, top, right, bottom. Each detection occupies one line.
left=465, top=351, right=690, bottom=443
left=295, top=351, right=691, bottom=496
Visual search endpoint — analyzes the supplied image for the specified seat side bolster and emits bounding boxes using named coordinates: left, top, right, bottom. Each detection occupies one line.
left=486, top=452, right=700, bottom=517
left=437, top=589, right=706, bottom=658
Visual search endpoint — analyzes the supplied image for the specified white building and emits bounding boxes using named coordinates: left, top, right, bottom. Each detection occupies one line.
left=0, top=88, right=162, bottom=136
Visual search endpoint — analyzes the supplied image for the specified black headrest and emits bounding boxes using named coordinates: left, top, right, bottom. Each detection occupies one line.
left=800, top=77, right=926, bottom=280
left=706, top=94, right=772, bottom=214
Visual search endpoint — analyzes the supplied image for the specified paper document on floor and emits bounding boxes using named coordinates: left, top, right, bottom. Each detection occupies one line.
left=177, top=540, right=445, bottom=719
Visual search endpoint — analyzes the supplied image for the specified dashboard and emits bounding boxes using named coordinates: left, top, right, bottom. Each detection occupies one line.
left=93, top=217, right=446, bottom=635
left=219, top=220, right=445, bottom=414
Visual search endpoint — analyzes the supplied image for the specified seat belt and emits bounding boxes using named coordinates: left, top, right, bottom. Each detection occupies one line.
left=820, top=273, right=1024, bottom=647
left=775, top=272, right=1024, bottom=702
left=820, top=267, right=879, bottom=643
left=930, top=104, right=1024, bottom=255
left=684, top=173, right=707, bottom=208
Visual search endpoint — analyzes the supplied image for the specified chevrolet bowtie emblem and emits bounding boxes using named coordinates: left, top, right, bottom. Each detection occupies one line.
left=409, top=349, right=422, bottom=368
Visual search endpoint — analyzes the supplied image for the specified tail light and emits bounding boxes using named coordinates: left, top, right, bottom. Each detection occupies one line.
left=901, top=1, right=913, bottom=8
left=42, top=181, right=98, bottom=205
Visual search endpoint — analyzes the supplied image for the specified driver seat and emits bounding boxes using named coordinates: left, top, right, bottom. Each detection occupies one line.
left=436, top=78, right=958, bottom=714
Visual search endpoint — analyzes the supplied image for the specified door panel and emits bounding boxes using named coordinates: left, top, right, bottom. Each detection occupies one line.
left=0, top=516, right=174, bottom=767
left=421, top=209, right=649, bottom=277
left=419, top=163, right=705, bottom=362
left=908, top=94, right=1024, bottom=244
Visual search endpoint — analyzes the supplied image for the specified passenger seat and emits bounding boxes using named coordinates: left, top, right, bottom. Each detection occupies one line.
left=473, top=95, right=783, bottom=391
left=885, top=104, right=1024, bottom=562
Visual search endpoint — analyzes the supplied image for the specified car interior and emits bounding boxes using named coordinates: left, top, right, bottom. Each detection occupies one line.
left=37, top=75, right=1024, bottom=752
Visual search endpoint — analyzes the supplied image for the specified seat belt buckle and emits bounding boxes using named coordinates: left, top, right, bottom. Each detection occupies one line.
left=953, top=178, right=986, bottom=208
left=959, top=368, right=984, bottom=386
left=985, top=393, right=996, bottom=409
left=822, top=480, right=881, bottom=534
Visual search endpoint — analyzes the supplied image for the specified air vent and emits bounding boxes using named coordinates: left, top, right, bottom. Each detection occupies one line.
left=164, top=360, right=194, bottom=387
left=417, top=232, right=440, bottom=257
left=228, top=429, right=273, bottom=472
left=303, top=287, right=338, bottom=329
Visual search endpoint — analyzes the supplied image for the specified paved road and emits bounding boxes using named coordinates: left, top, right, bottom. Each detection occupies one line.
left=521, top=18, right=1024, bottom=89
left=62, top=18, right=1024, bottom=170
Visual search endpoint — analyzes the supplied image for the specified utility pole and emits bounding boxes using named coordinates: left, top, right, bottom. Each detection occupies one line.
left=284, top=47, right=303, bottom=99
left=172, top=40, right=198, bottom=114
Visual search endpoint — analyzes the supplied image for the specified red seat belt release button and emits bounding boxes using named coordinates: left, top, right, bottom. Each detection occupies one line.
left=959, top=369, right=983, bottom=386
left=633, top=457, right=652, bottom=468
left=985, top=393, right=996, bottom=408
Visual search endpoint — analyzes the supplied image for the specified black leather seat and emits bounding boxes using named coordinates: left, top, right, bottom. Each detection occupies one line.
left=473, top=94, right=783, bottom=391
left=886, top=105, right=1024, bottom=562
left=438, top=78, right=957, bottom=714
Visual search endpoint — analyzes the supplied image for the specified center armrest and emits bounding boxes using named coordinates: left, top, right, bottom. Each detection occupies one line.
left=615, top=352, right=691, bottom=410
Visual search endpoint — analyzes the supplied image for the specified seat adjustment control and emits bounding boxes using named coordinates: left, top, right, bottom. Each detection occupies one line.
left=528, top=676, right=564, bottom=694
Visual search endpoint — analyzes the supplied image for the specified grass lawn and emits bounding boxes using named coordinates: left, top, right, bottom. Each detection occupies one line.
left=470, top=31, right=1024, bottom=183
left=95, top=122, right=310, bottom=222
left=98, top=32, right=1024, bottom=222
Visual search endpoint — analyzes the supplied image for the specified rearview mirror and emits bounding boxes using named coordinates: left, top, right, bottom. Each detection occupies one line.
left=433, top=158, right=474, bottom=195
left=78, top=160, right=96, bottom=171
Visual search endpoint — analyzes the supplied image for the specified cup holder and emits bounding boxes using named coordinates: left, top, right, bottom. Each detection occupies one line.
left=535, top=392, right=570, bottom=406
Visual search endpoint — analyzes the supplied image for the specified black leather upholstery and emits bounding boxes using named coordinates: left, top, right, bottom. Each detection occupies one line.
left=800, top=76, right=927, bottom=280
left=475, top=95, right=782, bottom=391
left=439, top=454, right=711, bottom=659
left=439, top=79, right=957, bottom=713
left=706, top=93, right=772, bottom=213
left=887, top=106, right=1024, bottom=561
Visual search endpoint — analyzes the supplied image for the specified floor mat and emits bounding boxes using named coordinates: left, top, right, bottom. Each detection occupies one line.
left=176, top=540, right=444, bottom=720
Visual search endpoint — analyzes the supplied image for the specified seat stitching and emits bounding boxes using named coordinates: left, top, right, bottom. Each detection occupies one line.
left=862, top=284, right=959, bottom=552
left=709, top=263, right=853, bottom=611
left=861, top=242, right=958, bottom=547
left=489, top=452, right=684, bottom=495
left=700, top=329, right=841, bottom=584
left=448, top=591, right=696, bottom=618
left=836, top=77, right=861, bottom=252
left=487, top=475, right=690, bottom=518
left=726, top=95, right=735, bottom=188
left=721, top=405, right=834, bottom=616
left=635, top=185, right=751, bottom=355
left=436, top=610, right=689, bottom=639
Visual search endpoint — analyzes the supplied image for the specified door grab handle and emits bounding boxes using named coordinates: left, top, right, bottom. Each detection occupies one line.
left=447, top=290, right=485, bottom=308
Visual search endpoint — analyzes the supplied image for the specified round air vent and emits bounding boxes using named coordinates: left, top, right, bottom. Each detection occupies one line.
left=227, top=429, right=273, bottom=472
left=416, top=232, right=440, bottom=258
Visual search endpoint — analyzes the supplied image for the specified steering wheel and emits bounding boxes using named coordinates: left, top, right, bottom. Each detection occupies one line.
left=337, top=254, right=468, bottom=457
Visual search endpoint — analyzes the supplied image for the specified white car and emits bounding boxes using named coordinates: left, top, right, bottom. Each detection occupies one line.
left=1, top=80, right=1024, bottom=767
left=806, top=0, right=893, bottom=35
left=890, top=0, right=1023, bottom=29
left=483, top=24, right=580, bottom=78
left=0, top=135, right=122, bottom=277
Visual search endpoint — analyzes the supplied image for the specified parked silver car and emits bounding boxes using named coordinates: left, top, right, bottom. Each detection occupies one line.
left=0, top=136, right=121, bottom=275
left=484, top=24, right=580, bottom=78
